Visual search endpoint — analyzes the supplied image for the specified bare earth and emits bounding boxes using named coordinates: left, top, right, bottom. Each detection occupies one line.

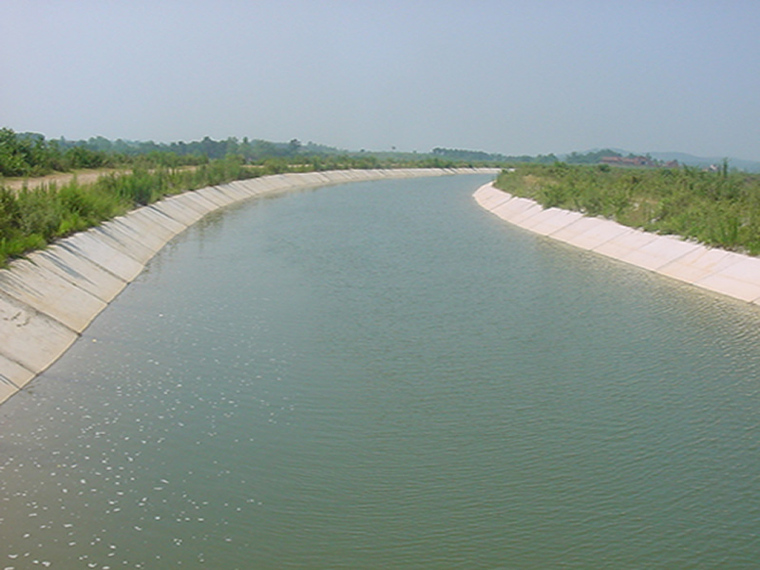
left=2, top=166, right=202, bottom=192
left=2, top=168, right=129, bottom=192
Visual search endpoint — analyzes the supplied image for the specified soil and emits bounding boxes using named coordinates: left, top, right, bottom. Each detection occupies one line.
left=2, top=168, right=128, bottom=192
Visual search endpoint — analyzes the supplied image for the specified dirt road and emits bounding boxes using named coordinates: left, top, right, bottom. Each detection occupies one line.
left=2, top=165, right=203, bottom=192
left=2, top=168, right=129, bottom=192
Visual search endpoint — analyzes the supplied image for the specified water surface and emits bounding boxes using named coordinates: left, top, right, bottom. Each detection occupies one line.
left=2, top=175, right=760, bottom=568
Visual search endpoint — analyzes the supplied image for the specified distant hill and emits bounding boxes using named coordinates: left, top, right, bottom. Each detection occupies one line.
left=647, top=152, right=760, bottom=173
left=559, top=148, right=760, bottom=172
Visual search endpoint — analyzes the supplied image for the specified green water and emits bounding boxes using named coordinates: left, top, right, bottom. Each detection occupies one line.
left=2, top=175, right=760, bottom=568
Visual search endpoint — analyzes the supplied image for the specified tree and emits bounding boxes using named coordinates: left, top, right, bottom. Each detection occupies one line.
left=288, top=139, right=302, bottom=155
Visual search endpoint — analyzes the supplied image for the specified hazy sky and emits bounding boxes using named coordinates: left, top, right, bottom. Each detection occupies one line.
left=2, top=0, right=759, bottom=159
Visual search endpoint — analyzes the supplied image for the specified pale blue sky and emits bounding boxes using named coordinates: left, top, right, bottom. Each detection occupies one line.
left=2, top=0, right=759, bottom=159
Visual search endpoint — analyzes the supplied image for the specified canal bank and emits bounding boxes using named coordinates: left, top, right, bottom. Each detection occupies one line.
left=474, top=182, right=760, bottom=306
left=4, top=172, right=760, bottom=568
left=0, top=168, right=497, bottom=404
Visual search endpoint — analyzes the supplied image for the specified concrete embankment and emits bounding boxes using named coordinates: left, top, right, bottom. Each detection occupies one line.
left=0, top=168, right=498, bottom=405
left=474, top=182, right=760, bottom=306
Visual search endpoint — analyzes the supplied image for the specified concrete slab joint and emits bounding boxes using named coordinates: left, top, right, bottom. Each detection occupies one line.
left=473, top=182, right=760, bottom=307
left=0, top=168, right=497, bottom=405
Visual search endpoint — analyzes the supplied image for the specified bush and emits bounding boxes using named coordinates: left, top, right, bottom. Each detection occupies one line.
left=494, top=163, right=760, bottom=254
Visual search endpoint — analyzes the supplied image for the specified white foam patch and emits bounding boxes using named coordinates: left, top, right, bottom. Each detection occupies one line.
left=0, top=169, right=499, bottom=405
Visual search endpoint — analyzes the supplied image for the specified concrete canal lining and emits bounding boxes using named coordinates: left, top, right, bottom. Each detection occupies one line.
left=0, top=168, right=498, bottom=405
left=474, top=182, right=760, bottom=305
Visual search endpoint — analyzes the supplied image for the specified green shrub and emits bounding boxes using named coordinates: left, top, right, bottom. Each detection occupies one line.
left=494, top=163, right=760, bottom=255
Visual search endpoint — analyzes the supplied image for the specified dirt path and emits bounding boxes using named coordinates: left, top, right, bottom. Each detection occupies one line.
left=2, top=166, right=203, bottom=192
left=2, top=168, right=130, bottom=192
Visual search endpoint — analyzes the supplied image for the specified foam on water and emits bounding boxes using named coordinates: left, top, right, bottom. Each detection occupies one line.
left=2, top=175, right=760, bottom=568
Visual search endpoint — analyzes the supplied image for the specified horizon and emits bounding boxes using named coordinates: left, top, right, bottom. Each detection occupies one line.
left=2, top=1, right=759, bottom=162
left=7, top=129, right=751, bottom=166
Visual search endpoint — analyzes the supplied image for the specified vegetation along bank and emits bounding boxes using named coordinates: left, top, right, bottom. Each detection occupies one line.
left=0, top=167, right=498, bottom=406
left=0, top=127, right=500, bottom=268
left=494, top=163, right=760, bottom=255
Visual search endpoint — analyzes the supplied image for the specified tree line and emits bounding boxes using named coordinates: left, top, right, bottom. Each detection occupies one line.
left=432, top=147, right=558, bottom=164
left=0, top=128, right=364, bottom=178
left=11, top=127, right=598, bottom=181
left=0, top=128, right=211, bottom=177
left=0, top=125, right=508, bottom=266
left=2, top=128, right=486, bottom=179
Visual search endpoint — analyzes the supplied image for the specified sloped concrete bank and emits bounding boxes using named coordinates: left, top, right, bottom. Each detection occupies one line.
left=475, top=182, right=760, bottom=306
left=0, top=168, right=498, bottom=405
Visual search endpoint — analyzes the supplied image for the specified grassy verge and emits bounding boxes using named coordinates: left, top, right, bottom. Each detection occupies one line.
left=494, top=163, right=760, bottom=255
left=0, top=156, right=257, bottom=267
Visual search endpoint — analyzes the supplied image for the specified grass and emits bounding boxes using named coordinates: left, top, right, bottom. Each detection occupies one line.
left=0, top=156, right=259, bottom=267
left=494, top=163, right=760, bottom=255
left=0, top=155, right=489, bottom=267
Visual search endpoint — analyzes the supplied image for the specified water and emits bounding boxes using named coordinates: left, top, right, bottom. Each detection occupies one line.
left=2, top=175, right=760, bottom=568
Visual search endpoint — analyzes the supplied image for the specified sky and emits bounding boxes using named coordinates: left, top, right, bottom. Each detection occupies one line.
left=2, top=0, right=759, bottom=160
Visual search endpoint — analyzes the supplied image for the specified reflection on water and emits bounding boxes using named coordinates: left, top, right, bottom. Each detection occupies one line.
left=2, top=175, right=760, bottom=568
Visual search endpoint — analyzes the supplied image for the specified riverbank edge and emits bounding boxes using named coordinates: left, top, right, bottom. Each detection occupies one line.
left=474, top=182, right=760, bottom=306
left=0, top=168, right=498, bottom=405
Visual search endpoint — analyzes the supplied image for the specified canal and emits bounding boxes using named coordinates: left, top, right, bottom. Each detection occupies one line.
left=2, top=174, right=760, bottom=568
